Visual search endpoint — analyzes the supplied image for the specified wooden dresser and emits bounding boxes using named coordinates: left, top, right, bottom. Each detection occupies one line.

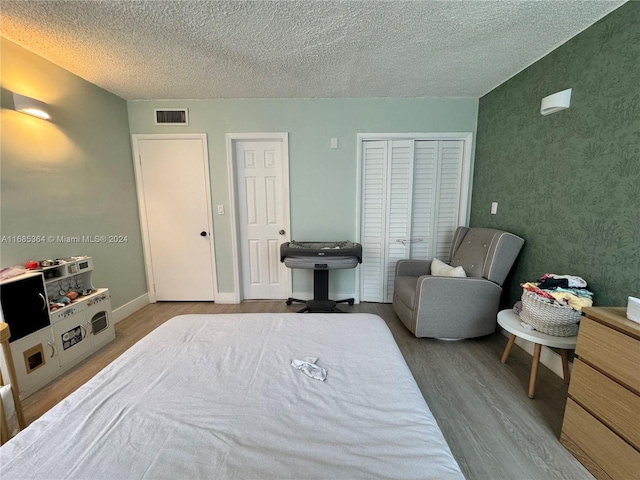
left=560, top=307, right=640, bottom=479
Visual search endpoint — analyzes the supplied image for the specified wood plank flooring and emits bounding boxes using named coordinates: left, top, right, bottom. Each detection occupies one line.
left=21, top=301, right=593, bottom=480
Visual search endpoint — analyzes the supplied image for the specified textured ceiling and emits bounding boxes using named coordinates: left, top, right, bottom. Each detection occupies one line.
left=0, top=0, right=627, bottom=100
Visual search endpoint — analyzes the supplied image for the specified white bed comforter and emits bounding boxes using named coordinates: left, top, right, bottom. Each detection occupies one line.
left=1, top=313, right=463, bottom=479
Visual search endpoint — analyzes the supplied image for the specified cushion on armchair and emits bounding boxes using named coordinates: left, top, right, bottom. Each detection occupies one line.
left=430, top=258, right=467, bottom=278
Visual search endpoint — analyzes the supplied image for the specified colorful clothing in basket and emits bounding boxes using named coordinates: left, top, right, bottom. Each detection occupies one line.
left=520, top=273, right=593, bottom=312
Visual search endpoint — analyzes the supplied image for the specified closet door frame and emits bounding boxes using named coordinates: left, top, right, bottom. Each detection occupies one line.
left=355, top=132, right=473, bottom=304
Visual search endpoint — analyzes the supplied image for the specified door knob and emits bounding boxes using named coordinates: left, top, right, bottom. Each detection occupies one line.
left=279, top=230, right=286, bottom=235
left=200, top=231, right=207, bottom=237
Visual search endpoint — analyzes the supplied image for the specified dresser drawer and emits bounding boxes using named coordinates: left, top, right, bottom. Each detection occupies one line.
left=576, top=317, right=640, bottom=393
left=569, top=359, right=640, bottom=450
left=561, top=398, right=640, bottom=480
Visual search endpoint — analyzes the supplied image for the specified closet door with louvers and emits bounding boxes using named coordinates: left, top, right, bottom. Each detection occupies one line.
left=414, top=140, right=465, bottom=263
left=360, top=138, right=466, bottom=303
left=360, top=140, right=389, bottom=303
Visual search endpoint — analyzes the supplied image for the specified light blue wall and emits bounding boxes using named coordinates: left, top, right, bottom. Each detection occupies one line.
left=1, top=38, right=147, bottom=310
left=128, top=98, right=479, bottom=296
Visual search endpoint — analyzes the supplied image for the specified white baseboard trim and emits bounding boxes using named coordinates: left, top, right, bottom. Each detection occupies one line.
left=215, top=292, right=240, bottom=304
left=112, top=293, right=150, bottom=324
left=499, top=328, right=571, bottom=379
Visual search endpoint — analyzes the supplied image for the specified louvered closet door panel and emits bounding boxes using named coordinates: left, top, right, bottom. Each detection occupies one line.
left=411, top=141, right=438, bottom=261
left=360, top=137, right=468, bottom=303
left=361, top=141, right=388, bottom=302
left=385, top=140, right=414, bottom=302
left=434, top=140, right=464, bottom=261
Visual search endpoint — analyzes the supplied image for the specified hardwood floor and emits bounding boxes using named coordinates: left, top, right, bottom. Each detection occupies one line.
left=21, top=301, right=592, bottom=480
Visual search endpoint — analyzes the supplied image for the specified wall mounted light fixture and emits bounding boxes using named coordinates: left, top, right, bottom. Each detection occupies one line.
left=540, top=88, right=572, bottom=116
left=12, top=92, right=51, bottom=120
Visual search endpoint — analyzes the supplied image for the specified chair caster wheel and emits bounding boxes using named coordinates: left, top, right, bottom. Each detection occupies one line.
left=286, top=300, right=292, bottom=305
left=348, top=300, right=354, bottom=306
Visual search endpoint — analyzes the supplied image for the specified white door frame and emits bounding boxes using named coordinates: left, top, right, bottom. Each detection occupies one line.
left=226, top=132, right=291, bottom=303
left=132, top=133, right=218, bottom=303
left=355, top=132, right=473, bottom=304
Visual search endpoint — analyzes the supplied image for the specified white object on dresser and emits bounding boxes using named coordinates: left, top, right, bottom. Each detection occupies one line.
left=627, top=296, right=640, bottom=323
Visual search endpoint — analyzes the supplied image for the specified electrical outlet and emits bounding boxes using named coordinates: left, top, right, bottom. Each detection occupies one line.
left=217, top=205, right=225, bottom=215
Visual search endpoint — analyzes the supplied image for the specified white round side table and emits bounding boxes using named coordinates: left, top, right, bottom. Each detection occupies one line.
left=497, top=309, right=578, bottom=398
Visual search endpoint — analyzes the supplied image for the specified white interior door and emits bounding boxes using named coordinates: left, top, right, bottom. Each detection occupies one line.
left=234, top=138, right=290, bottom=299
left=134, top=135, right=216, bottom=301
left=360, top=137, right=469, bottom=303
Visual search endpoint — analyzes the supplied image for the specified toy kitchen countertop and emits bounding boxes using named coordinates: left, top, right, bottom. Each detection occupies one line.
left=49, top=288, right=110, bottom=323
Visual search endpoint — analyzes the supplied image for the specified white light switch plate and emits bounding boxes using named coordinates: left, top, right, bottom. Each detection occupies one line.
left=217, top=205, right=225, bottom=215
left=491, top=202, right=498, bottom=215
left=330, top=137, right=338, bottom=149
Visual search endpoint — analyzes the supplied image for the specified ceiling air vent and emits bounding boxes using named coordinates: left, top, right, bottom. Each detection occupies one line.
left=154, top=108, right=189, bottom=126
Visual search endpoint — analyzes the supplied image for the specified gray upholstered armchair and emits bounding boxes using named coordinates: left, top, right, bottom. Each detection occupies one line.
left=393, top=227, right=524, bottom=339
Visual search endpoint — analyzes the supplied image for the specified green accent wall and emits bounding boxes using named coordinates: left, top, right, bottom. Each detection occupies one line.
left=471, top=2, right=640, bottom=307
left=128, top=98, right=478, bottom=295
left=0, top=38, right=147, bottom=309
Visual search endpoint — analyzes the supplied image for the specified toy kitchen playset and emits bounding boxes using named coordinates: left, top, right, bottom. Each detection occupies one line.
left=0, top=256, right=115, bottom=397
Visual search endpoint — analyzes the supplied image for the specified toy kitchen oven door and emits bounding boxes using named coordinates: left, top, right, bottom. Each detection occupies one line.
left=51, top=290, right=114, bottom=367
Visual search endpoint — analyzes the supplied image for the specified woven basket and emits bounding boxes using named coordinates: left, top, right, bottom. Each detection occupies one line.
left=519, top=291, right=581, bottom=337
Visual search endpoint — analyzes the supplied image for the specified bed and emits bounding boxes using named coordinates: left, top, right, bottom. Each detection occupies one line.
left=0, top=313, right=463, bottom=479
